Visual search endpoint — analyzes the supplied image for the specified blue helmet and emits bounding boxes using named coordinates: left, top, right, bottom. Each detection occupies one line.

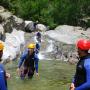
left=36, top=32, right=41, bottom=37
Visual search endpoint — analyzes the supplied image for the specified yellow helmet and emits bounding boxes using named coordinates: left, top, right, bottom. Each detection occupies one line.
left=0, top=42, right=4, bottom=51
left=27, top=43, right=35, bottom=49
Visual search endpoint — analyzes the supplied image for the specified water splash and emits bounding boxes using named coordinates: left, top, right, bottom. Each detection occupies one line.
left=38, top=52, right=45, bottom=60
left=46, top=40, right=54, bottom=52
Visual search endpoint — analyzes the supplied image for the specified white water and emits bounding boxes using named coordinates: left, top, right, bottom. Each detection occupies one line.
left=46, top=40, right=54, bottom=52
left=33, top=35, right=54, bottom=60
left=38, top=52, right=45, bottom=60
left=37, top=39, right=54, bottom=60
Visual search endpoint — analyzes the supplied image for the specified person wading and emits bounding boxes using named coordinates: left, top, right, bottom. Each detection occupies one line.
left=70, top=39, right=90, bottom=90
left=0, top=42, right=10, bottom=90
left=17, top=43, right=39, bottom=79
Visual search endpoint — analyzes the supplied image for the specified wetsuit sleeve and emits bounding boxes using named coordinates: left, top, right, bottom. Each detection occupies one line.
left=35, top=43, right=40, bottom=54
left=18, top=50, right=27, bottom=68
left=75, top=59, right=90, bottom=90
left=34, top=54, right=39, bottom=73
left=72, top=76, right=75, bottom=83
left=0, top=71, right=7, bottom=90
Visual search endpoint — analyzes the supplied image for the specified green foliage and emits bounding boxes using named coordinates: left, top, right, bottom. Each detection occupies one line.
left=0, top=0, right=90, bottom=29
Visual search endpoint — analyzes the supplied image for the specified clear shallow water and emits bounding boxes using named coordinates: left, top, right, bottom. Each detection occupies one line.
left=5, top=60, right=75, bottom=90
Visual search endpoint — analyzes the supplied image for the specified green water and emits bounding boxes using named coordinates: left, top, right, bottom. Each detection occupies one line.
left=5, top=60, right=75, bottom=90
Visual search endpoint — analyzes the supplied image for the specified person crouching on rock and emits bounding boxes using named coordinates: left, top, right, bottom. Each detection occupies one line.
left=17, top=43, right=39, bottom=79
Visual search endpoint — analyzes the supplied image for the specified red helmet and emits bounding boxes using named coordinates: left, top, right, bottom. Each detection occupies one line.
left=76, top=39, right=90, bottom=50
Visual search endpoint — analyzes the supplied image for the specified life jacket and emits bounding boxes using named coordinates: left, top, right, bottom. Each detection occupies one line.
left=24, top=51, right=35, bottom=69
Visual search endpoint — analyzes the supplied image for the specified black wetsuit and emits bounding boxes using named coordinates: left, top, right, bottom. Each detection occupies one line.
left=73, top=55, right=90, bottom=90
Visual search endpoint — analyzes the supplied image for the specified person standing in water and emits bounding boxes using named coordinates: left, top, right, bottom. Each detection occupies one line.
left=17, top=43, right=39, bottom=79
left=70, top=39, right=90, bottom=90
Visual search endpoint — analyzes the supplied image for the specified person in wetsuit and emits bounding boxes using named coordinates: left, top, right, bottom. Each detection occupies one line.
left=0, top=42, right=10, bottom=90
left=70, top=39, right=90, bottom=90
left=17, top=43, right=39, bottom=79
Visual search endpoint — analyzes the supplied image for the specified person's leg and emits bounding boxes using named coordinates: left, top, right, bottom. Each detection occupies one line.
left=28, top=68, right=34, bottom=79
left=20, top=67, right=28, bottom=79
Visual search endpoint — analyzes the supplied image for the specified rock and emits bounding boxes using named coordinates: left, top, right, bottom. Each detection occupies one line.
left=0, top=6, right=5, bottom=22
left=9, top=15, right=25, bottom=31
left=74, top=26, right=83, bottom=31
left=55, top=25, right=74, bottom=31
left=3, top=19, right=13, bottom=33
left=25, top=21, right=48, bottom=32
left=46, top=25, right=89, bottom=44
left=0, top=11, right=12, bottom=21
left=0, top=24, right=4, bottom=33
left=25, top=21, right=33, bottom=27
left=36, top=24, right=47, bottom=31
left=0, top=6, right=25, bottom=33
left=86, top=28, right=90, bottom=31
left=0, top=24, right=5, bottom=41
left=3, top=15, right=25, bottom=33
left=25, top=21, right=34, bottom=32
left=0, top=6, right=5, bottom=13
left=44, top=25, right=90, bottom=61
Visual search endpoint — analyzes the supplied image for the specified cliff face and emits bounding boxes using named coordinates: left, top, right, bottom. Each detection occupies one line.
left=0, top=6, right=25, bottom=63
left=0, top=6, right=25, bottom=34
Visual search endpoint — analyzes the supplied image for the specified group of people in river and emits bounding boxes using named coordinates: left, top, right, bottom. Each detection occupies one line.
left=0, top=28, right=90, bottom=90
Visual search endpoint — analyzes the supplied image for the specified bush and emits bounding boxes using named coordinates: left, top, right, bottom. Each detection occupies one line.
left=0, top=0, right=90, bottom=29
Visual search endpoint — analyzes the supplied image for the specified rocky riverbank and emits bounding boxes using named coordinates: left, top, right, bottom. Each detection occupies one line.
left=0, top=6, right=90, bottom=64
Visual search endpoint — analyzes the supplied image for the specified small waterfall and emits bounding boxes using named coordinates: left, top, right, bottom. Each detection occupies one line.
left=38, top=52, right=45, bottom=60
left=46, top=40, right=54, bottom=52
left=33, top=35, right=55, bottom=60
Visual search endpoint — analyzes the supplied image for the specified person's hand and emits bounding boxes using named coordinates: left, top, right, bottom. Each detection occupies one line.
left=17, top=68, right=20, bottom=76
left=36, top=73, right=39, bottom=79
left=70, top=83, right=75, bottom=90
left=36, top=73, right=39, bottom=77
left=6, top=73, right=11, bottom=79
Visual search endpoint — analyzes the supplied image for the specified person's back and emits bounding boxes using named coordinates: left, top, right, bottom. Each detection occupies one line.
left=0, top=63, right=7, bottom=90
left=36, top=32, right=41, bottom=38
left=0, top=42, right=7, bottom=90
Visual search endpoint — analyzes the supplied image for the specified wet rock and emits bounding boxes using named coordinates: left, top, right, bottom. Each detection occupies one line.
left=25, top=21, right=34, bottom=32
left=3, top=15, right=25, bottom=33
left=9, top=15, right=25, bottom=30
left=36, top=24, right=47, bottom=31
left=0, top=6, right=25, bottom=33
left=0, top=6, right=5, bottom=13
left=0, top=10, right=12, bottom=21
left=0, top=24, right=5, bottom=41
left=86, top=28, right=90, bottom=32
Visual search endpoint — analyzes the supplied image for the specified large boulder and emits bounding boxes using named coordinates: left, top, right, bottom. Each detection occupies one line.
left=25, top=21, right=34, bottom=32
left=0, top=24, right=5, bottom=41
left=44, top=25, right=90, bottom=61
left=0, top=6, right=5, bottom=13
left=0, top=24, right=4, bottom=33
left=25, top=21, right=33, bottom=27
left=3, top=19, right=13, bottom=33
left=0, top=10, right=12, bottom=21
left=0, top=6, right=25, bottom=33
left=86, top=28, right=90, bottom=32
left=36, top=24, right=47, bottom=31
left=46, top=25, right=90, bottom=44
left=0, top=6, right=6, bottom=22
left=10, top=15, right=25, bottom=30
left=3, top=15, right=25, bottom=33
